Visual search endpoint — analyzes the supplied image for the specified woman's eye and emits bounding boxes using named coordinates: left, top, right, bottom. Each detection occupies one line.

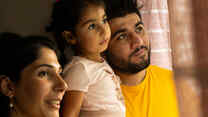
left=117, top=34, right=127, bottom=40
left=135, top=26, right=143, bottom=33
left=38, top=71, right=49, bottom=78
left=88, top=24, right=96, bottom=30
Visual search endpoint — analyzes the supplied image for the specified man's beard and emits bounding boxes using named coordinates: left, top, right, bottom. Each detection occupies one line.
left=106, top=46, right=150, bottom=74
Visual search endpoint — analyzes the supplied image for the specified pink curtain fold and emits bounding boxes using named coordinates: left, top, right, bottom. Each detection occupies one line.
left=138, top=0, right=172, bottom=70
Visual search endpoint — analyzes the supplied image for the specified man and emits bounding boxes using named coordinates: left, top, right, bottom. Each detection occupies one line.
left=104, top=0, right=179, bottom=117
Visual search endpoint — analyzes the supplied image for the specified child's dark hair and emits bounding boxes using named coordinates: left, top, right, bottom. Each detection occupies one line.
left=0, top=32, right=61, bottom=117
left=104, top=0, right=143, bottom=21
left=46, top=0, right=105, bottom=57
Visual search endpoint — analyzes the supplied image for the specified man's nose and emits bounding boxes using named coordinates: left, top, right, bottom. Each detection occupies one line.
left=130, top=33, right=144, bottom=49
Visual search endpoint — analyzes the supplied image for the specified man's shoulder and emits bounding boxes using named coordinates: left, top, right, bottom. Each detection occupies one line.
left=147, top=65, right=173, bottom=78
left=148, top=65, right=172, bottom=73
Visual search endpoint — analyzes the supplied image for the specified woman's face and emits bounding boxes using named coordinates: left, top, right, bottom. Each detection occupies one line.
left=14, top=47, right=67, bottom=117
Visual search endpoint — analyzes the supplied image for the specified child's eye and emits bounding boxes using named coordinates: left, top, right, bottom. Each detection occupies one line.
left=101, top=18, right=108, bottom=24
left=38, top=71, right=49, bottom=78
left=88, top=24, right=96, bottom=30
left=117, top=34, right=127, bottom=40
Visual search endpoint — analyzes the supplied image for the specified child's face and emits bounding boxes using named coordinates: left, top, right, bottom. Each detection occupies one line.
left=75, top=4, right=111, bottom=56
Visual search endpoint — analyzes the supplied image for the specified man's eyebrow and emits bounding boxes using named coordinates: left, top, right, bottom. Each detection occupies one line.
left=135, top=21, right=144, bottom=27
left=111, top=29, right=127, bottom=39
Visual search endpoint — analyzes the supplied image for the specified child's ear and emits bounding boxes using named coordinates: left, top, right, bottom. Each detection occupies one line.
left=62, top=31, right=77, bottom=45
left=0, top=75, right=15, bottom=98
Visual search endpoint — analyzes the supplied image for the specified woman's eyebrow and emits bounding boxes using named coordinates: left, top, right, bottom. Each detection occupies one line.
left=35, top=64, right=54, bottom=69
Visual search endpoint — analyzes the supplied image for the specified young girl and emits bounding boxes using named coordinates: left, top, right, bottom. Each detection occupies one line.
left=47, top=0, right=125, bottom=117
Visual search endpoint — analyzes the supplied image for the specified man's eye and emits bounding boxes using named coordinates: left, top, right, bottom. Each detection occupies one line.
left=135, top=26, right=143, bottom=33
left=117, top=34, right=127, bottom=40
left=88, top=24, right=96, bottom=30
left=38, top=71, right=49, bottom=78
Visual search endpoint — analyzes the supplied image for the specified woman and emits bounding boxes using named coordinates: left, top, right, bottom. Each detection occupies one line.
left=0, top=32, right=68, bottom=117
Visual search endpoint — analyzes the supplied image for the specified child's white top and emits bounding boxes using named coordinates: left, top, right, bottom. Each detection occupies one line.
left=63, top=56, right=125, bottom=116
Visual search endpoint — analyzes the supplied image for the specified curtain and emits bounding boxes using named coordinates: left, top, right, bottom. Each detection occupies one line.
left=139, top=0, right=172, bottom=70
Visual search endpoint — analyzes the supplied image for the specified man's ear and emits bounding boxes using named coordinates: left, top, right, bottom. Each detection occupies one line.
left=0, top=75, right=15, bottom=98
left=62, top=31, right=77, bottom=45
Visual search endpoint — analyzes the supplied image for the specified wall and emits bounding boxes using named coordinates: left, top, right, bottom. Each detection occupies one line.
left=0, top=0, right=54, bottom=36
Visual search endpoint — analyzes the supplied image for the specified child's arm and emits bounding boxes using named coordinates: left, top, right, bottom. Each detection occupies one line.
left=61, top=91, right=85, bottom=117
left=62, top=62, right=90, bottom=117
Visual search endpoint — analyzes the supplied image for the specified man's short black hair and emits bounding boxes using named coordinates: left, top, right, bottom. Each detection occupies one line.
left=104, top=0, right=143, bottom=20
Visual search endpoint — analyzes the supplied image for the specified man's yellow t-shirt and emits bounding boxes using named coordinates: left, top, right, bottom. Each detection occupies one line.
left=121, top=65, right=179, bottom=117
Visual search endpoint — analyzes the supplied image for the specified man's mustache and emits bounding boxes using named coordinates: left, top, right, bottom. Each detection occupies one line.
left=129, top=45, right=148, bottom=58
